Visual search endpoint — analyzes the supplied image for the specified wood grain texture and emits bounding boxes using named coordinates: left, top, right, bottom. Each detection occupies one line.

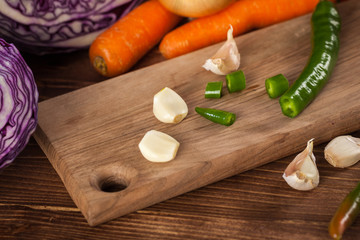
left=1, top=136, right=360, bottom=239
left=32, top=0, right=360, bottom=227
left=0, top=0, right=359, bottom=239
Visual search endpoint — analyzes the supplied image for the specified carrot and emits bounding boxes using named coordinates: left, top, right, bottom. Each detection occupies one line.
left=89, top=0, right=182, bottom=77
left=159, top=0, right=335, bottom=59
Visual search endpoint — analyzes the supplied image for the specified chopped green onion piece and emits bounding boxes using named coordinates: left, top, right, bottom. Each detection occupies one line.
left=265, top=74, right=289, bottom=99
left=205, top=81, right=223, bottom=99
left=226, top=70, right=246, bottom=93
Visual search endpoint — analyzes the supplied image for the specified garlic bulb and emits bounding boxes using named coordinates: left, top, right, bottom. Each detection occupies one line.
left=202, top=25, right=240, bottom=75
left=283, top=139, right=320, bottom=191
left=324, top=135, right=360, bottom=168
left=153, top=87, right=188, bottom=124
left=138, top=130, right=180, bottom=163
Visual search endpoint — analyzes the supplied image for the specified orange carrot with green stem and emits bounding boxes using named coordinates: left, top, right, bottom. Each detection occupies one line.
left=89, top=0, right=182, bottom=78
left=159, top=0, right=335, bottom=59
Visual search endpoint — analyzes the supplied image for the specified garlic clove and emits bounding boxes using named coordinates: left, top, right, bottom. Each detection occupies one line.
left=153, top=87, right=188, bottom=124
left=324, top=135, right=360, bottom=168
left=283, top=139, right=320, bottom=191
left=202, top=25, right=240, bottom=75
left=138, top=130, right=180, bottom=163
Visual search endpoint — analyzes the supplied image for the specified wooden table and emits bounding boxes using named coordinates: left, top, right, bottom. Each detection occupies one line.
left=1, top=23, right=360, bottom=240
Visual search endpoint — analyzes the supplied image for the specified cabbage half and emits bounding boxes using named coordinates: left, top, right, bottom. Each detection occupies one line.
left=0, top=38, right=38, bottom=169
left=0, top=0, right=145, bottom=54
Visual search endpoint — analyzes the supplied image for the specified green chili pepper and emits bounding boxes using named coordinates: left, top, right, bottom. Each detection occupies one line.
left=279, top=0, right=341, bottom=118
left=265, top=74, right=289, bottom=99
left=329, top=182, right=360, bottom=240
left=195, top=107, right=236, bottom=126
left=205, top=81, right=223, bottom=98
left=226, top=70, right=246, bottom=93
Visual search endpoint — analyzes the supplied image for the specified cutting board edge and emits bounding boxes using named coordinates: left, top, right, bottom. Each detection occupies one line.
left=33, top=125, right=93, bottom=219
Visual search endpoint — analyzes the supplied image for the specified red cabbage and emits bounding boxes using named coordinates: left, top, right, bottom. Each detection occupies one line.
left=0, top=38, right=38, bottom=169
left=0, top=0, right=145, bottom=55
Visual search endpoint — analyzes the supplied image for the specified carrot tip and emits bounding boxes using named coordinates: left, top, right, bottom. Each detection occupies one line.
left=93, top=56, right=108, bottom=76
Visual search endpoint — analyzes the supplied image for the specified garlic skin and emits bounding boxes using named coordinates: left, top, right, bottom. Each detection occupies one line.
left=324, top=135, right=360, bottom=168
left=153, top=87, right=188, bottom=124
left=283, top=139, right=320, bottom=191
left=139, top=130, right=180, bottom=163
left=202, top=25, right=240, bottom=75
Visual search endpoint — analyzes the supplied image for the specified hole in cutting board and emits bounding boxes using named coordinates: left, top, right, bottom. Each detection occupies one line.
left=90, top=163, right=138, bottom=193
left=99, top=176, right=128, bottom=193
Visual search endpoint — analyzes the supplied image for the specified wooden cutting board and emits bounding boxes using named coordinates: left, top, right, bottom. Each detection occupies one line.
left=34, top=1, right=360, bottom=226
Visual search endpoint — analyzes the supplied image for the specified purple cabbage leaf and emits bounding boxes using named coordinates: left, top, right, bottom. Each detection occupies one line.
left=0, top=38, right=38, bottom=169
left=0, top=0, right=145, bottom=55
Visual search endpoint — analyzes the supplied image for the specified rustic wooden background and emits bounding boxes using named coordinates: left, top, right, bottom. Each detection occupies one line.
left=1, top=1, right=360, bottom=238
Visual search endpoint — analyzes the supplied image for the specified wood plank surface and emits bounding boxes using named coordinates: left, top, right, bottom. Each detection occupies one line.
left=32, top=0, right=360, bottom=227
left=0, top=0, right=359, bottom=239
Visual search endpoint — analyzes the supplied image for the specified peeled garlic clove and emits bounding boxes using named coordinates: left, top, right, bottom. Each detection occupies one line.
left=283, top=139, right=320, bottom=191
left=153, top=87, right=188, bottom=124
left=139, top=130, right=180, bottom=163
left=324, top=135, right=360, bottom=168
left=202, top=25, right=240, bottom=75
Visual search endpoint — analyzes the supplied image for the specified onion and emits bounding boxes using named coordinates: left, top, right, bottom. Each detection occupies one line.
left=158, top=0, right=235, bottom=18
